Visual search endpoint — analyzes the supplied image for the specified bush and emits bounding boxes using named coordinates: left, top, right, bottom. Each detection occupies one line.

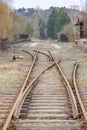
left=62, top=24, right=74, bottom=42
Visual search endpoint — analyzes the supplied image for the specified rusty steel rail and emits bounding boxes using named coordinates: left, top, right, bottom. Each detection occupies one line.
left=48, top=51, right=79, bottom=119
left=13, top=61, right=57, bottom=119
left=2, top=51, right=38, bottom=130
left=22, top=50, right=34, bottom=60
left=33, top=50, right=51, bottom=60
left=72, top=62, right=87, bottom=122
left=2, top=52, right=56, bottom=130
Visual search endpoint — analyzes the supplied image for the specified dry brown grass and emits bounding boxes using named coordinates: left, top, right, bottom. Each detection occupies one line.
left=0, top=60, right=31, bottom=92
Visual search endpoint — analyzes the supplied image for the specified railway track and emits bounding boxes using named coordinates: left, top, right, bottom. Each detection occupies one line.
left=1, top=50, right=87, bottom=130
left=73, top=62, right=87, bottom=128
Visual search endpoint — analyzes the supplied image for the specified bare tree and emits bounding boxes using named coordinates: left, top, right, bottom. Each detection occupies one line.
left=70, top=5, right=81, bottom=24
left=0, top=0, right=12, bottom=7
left=32, top=11, right=40, bottom=38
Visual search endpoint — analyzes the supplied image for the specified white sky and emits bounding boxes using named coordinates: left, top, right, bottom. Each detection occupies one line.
left=13, top=0, right=85, bottom=10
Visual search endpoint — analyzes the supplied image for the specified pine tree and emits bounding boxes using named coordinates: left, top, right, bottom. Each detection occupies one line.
left=47, top=8, right=70, bottom=39
left=47, top=8, right=58, bottom=39
left=39, top=18, right=47, bottom=39
left=54, top=8, right=70, bottom=39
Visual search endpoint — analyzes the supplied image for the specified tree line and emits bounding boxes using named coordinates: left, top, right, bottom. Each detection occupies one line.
left=0, top=0, right=71, bottom=41
left=1, top=0, right=87, bottom=42
left=24, top=7, right=70, bottom=39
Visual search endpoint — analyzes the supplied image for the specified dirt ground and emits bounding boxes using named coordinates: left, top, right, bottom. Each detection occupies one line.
left=0, top=40, right=87, bottom=94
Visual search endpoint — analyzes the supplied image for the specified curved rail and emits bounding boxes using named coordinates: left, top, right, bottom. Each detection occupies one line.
left=2, top=51, right=38, bottom=130
left=33, top=50, right=51, bottom=60
left=13, top=61, right=57, bottom=118
left=48, top=51, right=79, bottom=119
left=2, top=58, right=57, bottom=130
left=22, top=50, right=34, bottom=60
left=72, top=62, right=87, bottom=122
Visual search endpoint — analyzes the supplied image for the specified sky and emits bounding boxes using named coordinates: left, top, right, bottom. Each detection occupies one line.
left=13, top=0, right=85, bottom=10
